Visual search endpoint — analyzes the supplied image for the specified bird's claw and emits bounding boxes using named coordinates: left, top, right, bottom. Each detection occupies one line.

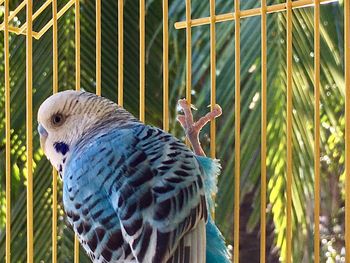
left=176, top=98, right=222, bottom=156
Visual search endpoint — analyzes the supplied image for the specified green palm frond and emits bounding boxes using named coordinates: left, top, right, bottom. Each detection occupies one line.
left=0, top=0, right=346, bottom=262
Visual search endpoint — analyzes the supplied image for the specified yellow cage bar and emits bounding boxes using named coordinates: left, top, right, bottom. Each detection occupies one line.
left=260, top=0, right=267, bottom=262
left=118, top=0, right=124, bottom=107
left=174, top=0, right=338, bottom=29
left=35, top=0, right=75, bottom=39
left=96, top=0, right=101, bottom=96
left=185, top=0, right=192, bottom=147
left=26, top=0, right=34, bottom=262
left=186, top=0, right=192, bottom=106
left=18, top=0, right=53, bottom=35
left=209, top=0, right=216, bottom=159
left=0, top=0, right=27, bottom=31
left=163, top=0, right=169, bottom=132
left=52, top=1, right=58, bottom=262
left=314, top=0, right=321, bottom=262
left=286, top=1, right=293, bottom=262
left=140, top=0, right=145, bottom=122
left=75, top=0, right=80, bottom=91
left=0, top=0, right=75, bottom=39
left=4, top=0, right=10, bottom=262
left=234, top=0, right=241, bottom=262
left=74, top=0, right=81, bottom=260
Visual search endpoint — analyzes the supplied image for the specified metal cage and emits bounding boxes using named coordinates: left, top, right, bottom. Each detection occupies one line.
left=1, top=0, right=349, bottom=262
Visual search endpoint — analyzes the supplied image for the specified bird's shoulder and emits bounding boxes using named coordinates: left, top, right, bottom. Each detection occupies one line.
left=67, top=123, right=198, bottom=171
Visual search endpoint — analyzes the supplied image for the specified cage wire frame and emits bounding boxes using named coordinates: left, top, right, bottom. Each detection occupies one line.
left=1, top=0, right=350, bottom=262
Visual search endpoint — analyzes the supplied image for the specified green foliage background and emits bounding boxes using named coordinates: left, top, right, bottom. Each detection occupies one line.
left=0, top=0, right=347, bottom=262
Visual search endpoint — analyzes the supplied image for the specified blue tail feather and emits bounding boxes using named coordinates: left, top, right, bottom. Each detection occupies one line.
left=195, top=156, right=231, bottom=263
left=206, top=216, right=231, bottom=263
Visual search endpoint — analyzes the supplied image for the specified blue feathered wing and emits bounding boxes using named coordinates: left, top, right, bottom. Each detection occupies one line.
left=63, top=124, right=228, bottom=263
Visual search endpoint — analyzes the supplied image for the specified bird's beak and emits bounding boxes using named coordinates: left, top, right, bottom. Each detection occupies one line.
left=38, top=123, right=48, bottom=137
left=38, top=123, right=48, bottom=151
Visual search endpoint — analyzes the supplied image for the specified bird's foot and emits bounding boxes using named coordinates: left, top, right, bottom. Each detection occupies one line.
left=177, top=98, right=222, bottom=156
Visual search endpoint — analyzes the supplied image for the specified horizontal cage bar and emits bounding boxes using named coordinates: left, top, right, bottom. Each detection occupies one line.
left=0, top=0, right=74, bottom=39
left=174, top=0, right=338, bottom=29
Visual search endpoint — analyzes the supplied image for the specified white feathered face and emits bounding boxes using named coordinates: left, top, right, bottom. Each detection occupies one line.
left=37, top=91, right=86, bottom=174
left=38, top=90, right=122, bottom=177
left=38, top=90, right=138, bottom=177
left=38, top=90, right=138, bottom=178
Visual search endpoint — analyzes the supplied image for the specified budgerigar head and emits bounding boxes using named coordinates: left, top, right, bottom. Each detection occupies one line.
left=37, top=90, right=137, bottom=177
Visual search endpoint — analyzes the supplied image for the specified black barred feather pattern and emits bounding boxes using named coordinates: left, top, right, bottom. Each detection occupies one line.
left=63, top=123, right=208, bottom=263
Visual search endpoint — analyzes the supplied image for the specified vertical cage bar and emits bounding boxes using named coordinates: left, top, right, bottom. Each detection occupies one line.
left=185, top=0, right=191, bottom=146
left=209, top=0, right=216, bottom=159
left=345, top=0, right=350, bottom=262
left=163, top=0, right=169, bottom=132
left=74, top=235, right=79, bottom=262
left=26, top=0, right=34, bottom=261
left=313, top=0, right=320, bottom=262
left=186, top=0, right=191, bottom=106
left=74, top=0, right=81, bottom=259
left=4, top=0, right=11, bottom=262
left=140, top=0, right=145, bottom=122
left=260, top=0, right=267, bottom=262
left=286, top=0, right=293, bottom=262
left=75, top=0, right=80, bottom=91
left=234, top=0, right=240, bottom=262
left=118, top=0, right=124, bottom=106
left=96, top=0, right=101, bottom=95
left=52, top=0, right=58, bottom=262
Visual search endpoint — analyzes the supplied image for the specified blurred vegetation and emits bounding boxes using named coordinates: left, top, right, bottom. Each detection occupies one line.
left=0, top=0, right=347, bottom=262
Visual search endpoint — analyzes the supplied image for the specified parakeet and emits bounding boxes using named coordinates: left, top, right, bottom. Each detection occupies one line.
left=37, top=90, right=230, bottom=263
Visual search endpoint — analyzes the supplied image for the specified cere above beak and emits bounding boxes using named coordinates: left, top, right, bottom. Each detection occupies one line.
left=38, top=123, right=48, bottom=138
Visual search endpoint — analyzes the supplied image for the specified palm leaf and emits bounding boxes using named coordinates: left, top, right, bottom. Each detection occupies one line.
left=0, top=0, right=346, bottom=262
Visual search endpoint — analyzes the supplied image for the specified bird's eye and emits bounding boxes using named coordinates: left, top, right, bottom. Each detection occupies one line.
left=51, top=114, right=64, bottom=126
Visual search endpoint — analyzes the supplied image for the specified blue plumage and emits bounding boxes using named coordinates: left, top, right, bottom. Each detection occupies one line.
left=195, top=156, right=230, bottom=263
left=206, top=217, right=230, bottom=263
left=38, top=91, right=230, bottom=263
left=63, top=124, right=229, bottom=262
